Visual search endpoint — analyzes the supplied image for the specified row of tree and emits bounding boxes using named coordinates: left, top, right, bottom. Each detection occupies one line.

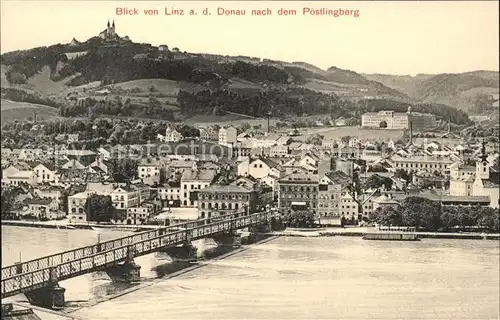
left=1, top=118, right=202, bottom=149
left=2, top=88, right=61, bottom=109
left=60, top=96, right=176, bottom=121
left=370, top=196, right=499, bottom=232
left=178, top=87, right=343, bottom=118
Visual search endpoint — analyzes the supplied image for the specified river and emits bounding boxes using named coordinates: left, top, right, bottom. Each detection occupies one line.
left=2, top=226, right=499, bottom=320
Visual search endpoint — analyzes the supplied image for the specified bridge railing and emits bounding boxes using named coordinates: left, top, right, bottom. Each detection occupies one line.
left=1, top=210, right=248, bottom=279
left=1, top=211, right=276, bottom=298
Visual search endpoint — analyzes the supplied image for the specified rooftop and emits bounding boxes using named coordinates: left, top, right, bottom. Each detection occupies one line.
left=199, top=185, right=251, bottom=193
left=181, top=169, right=217, bottom=182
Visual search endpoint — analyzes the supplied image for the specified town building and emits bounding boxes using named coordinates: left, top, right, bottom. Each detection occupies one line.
left=197, top=185, right=257, bottom=219
left=277, top=173, right=319, bottom=214
left=124, top=203, right=156, bottom=225
left=318, top=170, right=351, bottom=218
left=340, top=192, right=360, bottom=220
left=238, top=158, right=282, bottom=180
left=218, top=126, right=237, bottom=146
left=157, top=182, right=181, bottom=204
left=471, top=144, right=500, bottom=208
left=391, top=155, right=454, bottom=174
left=162, top=127, right=184, bottom=142
left=180, top=162, right=216, bottom=207
left=24, top=198, right=61, bottom=220
left=137, top=157, right=166, bottom=181
left=33, top=162, right=57, bottom=184
left=362, top=107, right=436, bottom=131
left=199, top=126, right=219, bottom=141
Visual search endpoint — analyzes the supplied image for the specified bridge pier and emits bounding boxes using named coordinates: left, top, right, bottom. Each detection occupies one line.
left=248, top=222, right=272, bottom=234
left=24, top=267, right=66, bottom=310
left=162, top=243, right=198, bottom=262
left=245, top=217, right=284, bottom=244
left=212, top=231, right=242, bottom=248
left=105, top=245, right=141, bottom=283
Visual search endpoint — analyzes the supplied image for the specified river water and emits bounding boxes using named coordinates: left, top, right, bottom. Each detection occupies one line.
left=2, top=226, right=499, bottom=320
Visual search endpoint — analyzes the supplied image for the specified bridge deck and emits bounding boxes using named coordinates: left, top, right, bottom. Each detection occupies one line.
left=1, top=211, right=274, bottom=299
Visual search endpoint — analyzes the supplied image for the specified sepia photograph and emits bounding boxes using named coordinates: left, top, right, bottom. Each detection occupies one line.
left=0, top=1, right=499, bottom=319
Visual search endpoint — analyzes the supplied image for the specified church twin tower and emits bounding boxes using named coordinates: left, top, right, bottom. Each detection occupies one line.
left=99, top=19, right=117, bottom=39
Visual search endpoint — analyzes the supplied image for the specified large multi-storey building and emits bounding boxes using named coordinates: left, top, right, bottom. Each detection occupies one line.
left=361, top=108, right=436, bottom=131
left=180, top=162, right=216, bottom=207
left=318, top=171, right=351, bottom=218
left=391, top=155, right=454, bottom=174
left=197, top=185, right=257, bottom=219
left=362, top=111, right=409, bottom=129
left=278, top=173, right=319, bottom=214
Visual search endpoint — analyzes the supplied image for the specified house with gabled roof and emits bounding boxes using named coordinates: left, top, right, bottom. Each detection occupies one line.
left=318, top=170, right=352, bottom=218
left=252, top=158, right=282, bottom=178
left=33, top=162, right=57, bottom=184
left=137, top=157, right=166, bottom=180
left=24, top=198, right=62, bottom=220
left=180, top=161, right=217, bottom=207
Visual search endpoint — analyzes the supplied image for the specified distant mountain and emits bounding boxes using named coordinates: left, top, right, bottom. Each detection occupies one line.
left=363, top=71, right=499, bottom=113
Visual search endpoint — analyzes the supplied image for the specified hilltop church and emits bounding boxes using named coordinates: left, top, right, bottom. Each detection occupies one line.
left=98, top=19, right=131, bottom=42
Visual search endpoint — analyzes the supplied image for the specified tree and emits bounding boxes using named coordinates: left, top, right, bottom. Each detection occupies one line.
left=84, top=194, right=114, bottom=223
left=61, top=189, right=69, bottom=213
left=340, top=136, right=351, bottom=144
left=239, top=122, right=251, bottom=132
left=379, top=120, right=388, bottom=128
left=178, top=124, right=200, bottom=138
left=367, top=164, right=388, bottom=173
left=159, top=168, right=167, bottom=184
left=364, top=174, right=393, bottom=190
left=395, top=169, right=411, bottom=182
left=400, top=197, right=442, bottom=231
left=305, top=133, right=323, bottom=145
left=476, top=207, right=499, bottom=232
left=283, top=210, right=315, bottom=228
left=111, top=159, right=138, bottom=183
left=370, top=206, right=402, bottom=226
left=1, top=189, right=17, bottom=218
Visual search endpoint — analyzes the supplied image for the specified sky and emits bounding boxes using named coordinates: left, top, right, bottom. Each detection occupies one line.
left=1, top=1, right=498, bottom=75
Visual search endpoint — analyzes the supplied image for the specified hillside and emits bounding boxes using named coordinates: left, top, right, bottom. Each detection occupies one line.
left=363, top=71, right=499, bottom=113
left=0, top=38, right=473, bottom=125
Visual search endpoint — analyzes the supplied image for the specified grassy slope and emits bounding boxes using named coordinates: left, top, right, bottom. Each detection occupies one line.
left=0, top=99, right=60, bottom=124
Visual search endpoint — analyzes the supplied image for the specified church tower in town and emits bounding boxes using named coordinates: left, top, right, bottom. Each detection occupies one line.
left=476, top=139, right=490, bottom=180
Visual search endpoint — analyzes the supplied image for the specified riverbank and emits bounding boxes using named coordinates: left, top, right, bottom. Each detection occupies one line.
left=1, top=220, right=158, bottom=232
left=267, top=228, right=500, bottom=240
left=2, top=221, right=498, bottom=240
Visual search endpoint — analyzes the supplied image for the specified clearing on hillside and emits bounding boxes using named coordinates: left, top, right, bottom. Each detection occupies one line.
left=1, top=99, right=60, bottom=124
left=111, top=79, right=184, bottom=95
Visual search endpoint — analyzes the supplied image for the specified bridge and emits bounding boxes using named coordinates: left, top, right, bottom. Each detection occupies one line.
left=1, top=210, right=281, bottom=310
